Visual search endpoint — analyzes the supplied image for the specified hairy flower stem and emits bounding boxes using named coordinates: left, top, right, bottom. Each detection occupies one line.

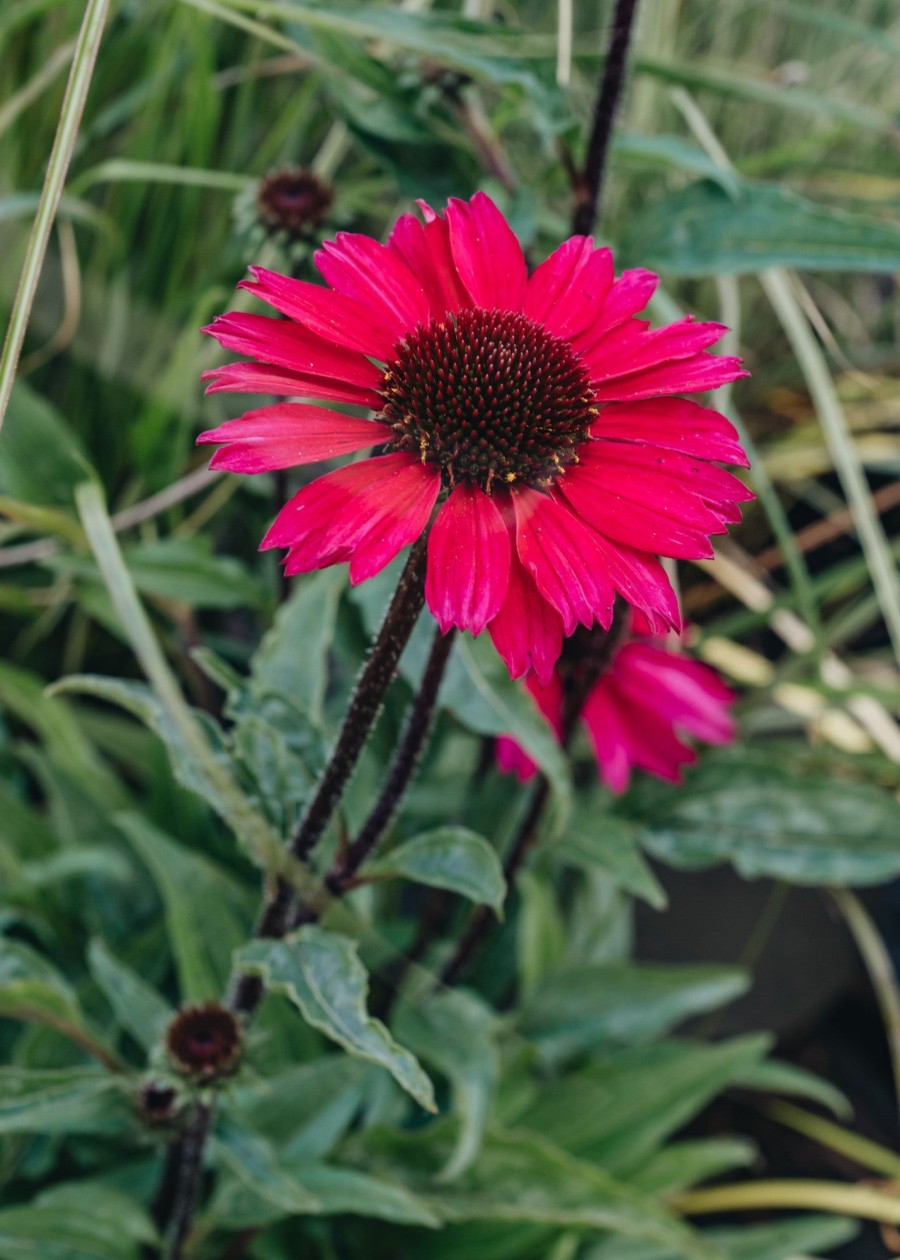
left=229, top=535, right=429, bottom=1017
left=323, top=624, right=457, bottom=899
left=439, top=604, right=628, bottom=987
left=159, top=1101, right=213, bottom=1260
left=572, top=0, right=640, bottom=236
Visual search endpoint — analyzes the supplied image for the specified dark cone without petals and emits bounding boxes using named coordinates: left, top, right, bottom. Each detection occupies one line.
left=164, top=1003, right=242, bottom=1082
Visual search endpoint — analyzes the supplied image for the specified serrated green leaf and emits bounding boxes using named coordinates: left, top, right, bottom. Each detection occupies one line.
left=116, top=813, right=252, bottom=1002
left=237, top=928, right=436, bottom=1112
left=633, top=757, right=900, bottom=885
left=369, top=827, right=505, bottom=911
left=519, top=962, right=748, bottom=1065
left=88, top=939, right=172, bottom=1053
left=621, top=179, right=900, bottom=276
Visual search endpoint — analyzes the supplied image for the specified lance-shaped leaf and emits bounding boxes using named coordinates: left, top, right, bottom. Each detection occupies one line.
left=88, top=939, right=172, bottom=1053
left=394, top=988, right=499, bottom=1180
left=367, top=827, right=506, bottom=912
left=0, top=1067, right=130, bottom=1137
left=0, top=940, right=121, bottom=1069
left=237, top=929, right=436, bottom=1113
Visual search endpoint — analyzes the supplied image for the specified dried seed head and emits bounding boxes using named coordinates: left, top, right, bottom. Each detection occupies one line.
left=164, top=1003, right=242, bottom=1082
left=256, top=167, right=333, bottom=240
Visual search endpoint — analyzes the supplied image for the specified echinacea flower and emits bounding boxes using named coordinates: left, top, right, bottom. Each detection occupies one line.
left=200, top=193, right=751, bottom=682
left=497, top=629, right=736, bottom=792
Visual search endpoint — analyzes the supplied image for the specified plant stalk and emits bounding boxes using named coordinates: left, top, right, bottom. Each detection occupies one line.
left=571, top=0, right=640, bottom=236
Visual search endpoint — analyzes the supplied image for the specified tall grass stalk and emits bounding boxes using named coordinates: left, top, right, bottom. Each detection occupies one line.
left=0, top=0, right=110, bottom=433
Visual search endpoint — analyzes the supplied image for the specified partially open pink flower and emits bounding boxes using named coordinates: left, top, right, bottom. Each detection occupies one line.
left=200, top=193, right=750, bottom=681
left=497, top=634, right=736, bottom=792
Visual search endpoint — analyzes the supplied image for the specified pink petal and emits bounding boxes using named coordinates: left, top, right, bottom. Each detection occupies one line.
left=512, top=488, right=615, bottom=635
left=571, top=268, right=658, bottom=354
left=590, top=354, right=749, bottom=402
left=592, top=398, right=749, bottom=468
left=559, top=461, right=722, bottom=559
left=201, top=362, right=379, bottom=408
left=590, top=443, right=754, bottom=509
left=263, top=454, right=440, bottom=585
left=203, top=313, right=382, bottom=392
left=239, top=267, right=400, bottom=358
left=523, top=238, right=614, bottom=340
left=615, top=644, right=736, bottom=743
left=587, top=533, right=682, bottom=634
left=487, top=549, right=564, bottom=685
left=425, top=485, right=510, bottom=634
left=197, top=406, right=390, bottom=474
left=583, top=317, right=729, bottom=384
left=387, top=212, right=470, bottom=318
left=496, top=736, right=539, bottom=782
left=446, top=192, right=527, bottom=311
left=580, top=684, right=633, bottom=793
left=315, top=233, right=431, bottom=334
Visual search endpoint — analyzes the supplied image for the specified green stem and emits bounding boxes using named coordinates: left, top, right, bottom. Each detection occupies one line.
left=0, top=0, right=111, bottom=432
left=673, top=1178, right=900, bottom=1224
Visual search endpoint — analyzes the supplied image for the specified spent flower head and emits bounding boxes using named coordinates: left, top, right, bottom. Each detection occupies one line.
left=201, top=192, right=751, bottom=681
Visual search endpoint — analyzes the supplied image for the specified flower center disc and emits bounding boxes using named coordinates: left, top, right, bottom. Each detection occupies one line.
left=379, top=308, right=597, bottom=493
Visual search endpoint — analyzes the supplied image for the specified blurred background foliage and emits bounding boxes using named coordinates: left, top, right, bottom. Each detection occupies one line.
left=2, top=1, right=900, bottom=1257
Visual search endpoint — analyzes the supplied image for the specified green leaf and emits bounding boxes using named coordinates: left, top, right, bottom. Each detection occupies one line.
left=395, top=989, right=499, bottom=1180
left=630, top=1138, right=756, bottom=1196
left=209, top=1154, right=440, bottom=1230
left=621, top=179, right=900, bottom=276
left=87, top=939, right=172, bottom=1053
left=214, top=1124, right=321, bottom=1214
left=0, top=1067, right=129, bottom=1136
left=449, top=636, right=571, bottom=834
left=0, top=940, right=120, bottom=1068
left=357, top=1125, right=709, bottom=1255
left=248, top=568, right=345, bottom=724
left=237, top=928, right=436, bottom=1113
left=585, top=1213, right=858, bottom=1260
left=47, top=536, right=264, bottom=609
left=555, top=799, right=666, bottom=910
left=0, top=1181, right=156, bottom=1259
left=737, top=1056, right=851, bottom=1119
left=116, top=813, right=252, bottom=1002
left=0, top=381, right=91, bottom=506
left=509, top=1037, right=770, bottom=1174
left=632, top=756, right=900, bottom=885
left=51, top=675, right=283, bottom=867
left=369, top=827, right=506, bottom=912
left=225, top=1057, right=369, bottom=1158
left=519, top=962, right=748, bottom=1065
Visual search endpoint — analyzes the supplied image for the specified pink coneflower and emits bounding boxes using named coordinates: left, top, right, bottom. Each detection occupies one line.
left=200, top=193, right=750, bottom=682
left=497, top=632, right=736, bottom=792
